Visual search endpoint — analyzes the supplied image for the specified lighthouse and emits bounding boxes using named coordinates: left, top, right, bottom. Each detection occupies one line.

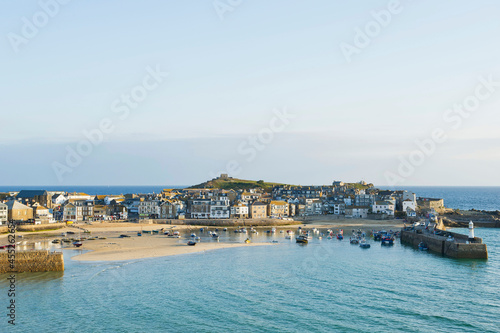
left=468, top=220, right=475, bottom=243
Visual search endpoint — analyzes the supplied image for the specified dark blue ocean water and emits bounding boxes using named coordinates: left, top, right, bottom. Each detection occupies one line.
left=1, top=186, right=499, bottom=211
left=388, top=186, right=500, bottom=211
left=0, top=185, right=186, bottom=195
left=1, top=228, right=499, bottom=332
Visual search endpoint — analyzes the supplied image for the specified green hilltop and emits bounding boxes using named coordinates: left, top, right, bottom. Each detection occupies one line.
left=188, top=176, right=373, bottom=191
left=189, top=177, right=284, bottom=191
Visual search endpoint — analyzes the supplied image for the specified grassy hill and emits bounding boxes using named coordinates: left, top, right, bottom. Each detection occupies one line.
left=189, top=177, right=373, bottom=191
left=189, top=177, right=284, bottom=191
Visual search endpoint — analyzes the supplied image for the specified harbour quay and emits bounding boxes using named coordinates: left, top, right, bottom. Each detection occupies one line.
left=401, top=222, right=488, bottom=259
left=0, top=250, right=64, bottom=273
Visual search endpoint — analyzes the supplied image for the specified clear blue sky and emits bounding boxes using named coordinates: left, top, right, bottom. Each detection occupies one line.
left=1, top=0, right=499, bottom=186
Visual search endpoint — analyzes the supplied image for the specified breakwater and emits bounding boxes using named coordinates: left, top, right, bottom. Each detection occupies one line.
left=0, top=250, right=64, bottom=273
left=137, top=218, right=301, bottom=227
left=401, top=229, right=488, bottom=259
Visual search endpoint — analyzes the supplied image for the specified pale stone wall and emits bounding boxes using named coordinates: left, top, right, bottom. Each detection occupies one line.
left=0, top=250, right=64, bottom=273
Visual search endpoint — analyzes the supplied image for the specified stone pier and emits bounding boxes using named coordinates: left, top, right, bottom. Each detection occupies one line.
left=0, top=250, right=64, bottom=273
left=401, top=229, right=488, bottom=259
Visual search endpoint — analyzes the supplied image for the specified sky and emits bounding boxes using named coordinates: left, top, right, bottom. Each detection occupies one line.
left=1, top=0, right=499, bottom=186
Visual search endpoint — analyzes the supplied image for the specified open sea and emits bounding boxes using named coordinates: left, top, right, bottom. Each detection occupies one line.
left=1, top=228, right=499, bottom=332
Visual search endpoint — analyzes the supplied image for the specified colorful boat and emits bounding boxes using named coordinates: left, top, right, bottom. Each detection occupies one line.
left=296, top=235, right=308, bottom=244
left=381, top=235, right=394, bottom=246
left=418, top=242, right=428, bottom=251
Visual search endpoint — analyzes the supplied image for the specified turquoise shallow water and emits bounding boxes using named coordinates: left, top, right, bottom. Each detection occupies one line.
left=1, top=228, right=499, bottom=332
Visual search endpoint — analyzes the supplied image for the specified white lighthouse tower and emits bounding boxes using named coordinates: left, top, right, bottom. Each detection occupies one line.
left=468, top=220, right=475, bottom=243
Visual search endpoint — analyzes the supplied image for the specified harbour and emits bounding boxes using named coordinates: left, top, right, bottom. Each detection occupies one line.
left=1, top=227, right=498, bottom=332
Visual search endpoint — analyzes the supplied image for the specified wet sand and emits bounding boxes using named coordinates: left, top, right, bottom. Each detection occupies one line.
left=1, top=218, right=407, bottom=261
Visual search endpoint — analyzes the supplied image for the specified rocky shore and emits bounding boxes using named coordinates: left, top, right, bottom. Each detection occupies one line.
left=442, top=210, right=500, bottom=228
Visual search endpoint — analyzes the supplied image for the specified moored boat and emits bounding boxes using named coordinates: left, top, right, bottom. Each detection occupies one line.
left=359, top=239, right=370, bottom=248
left=418, top=241, right=428, bottom=251
left=381, top=235, right=394, bottom=246
left=187, top=240, right=196, bottom=246
left=296, top=235, right=308, bottom=244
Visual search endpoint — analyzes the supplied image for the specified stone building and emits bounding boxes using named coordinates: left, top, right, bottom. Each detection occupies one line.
left=249, top=202, right=267, bottom=219
left=6, top=200, right=34, bottom=222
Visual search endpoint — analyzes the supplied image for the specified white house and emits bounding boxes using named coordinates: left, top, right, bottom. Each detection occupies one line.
left=305, top=199, right=322, bottom=215
left=402, top=191, right=416, bottom=202
left=105, top=196, right=125, bottom=205
left=230, top=201, right=249, bottom=218
left=138, top=200, right=160, bottom=218
left=0, top=202, right=7, bottom=225
left=333, top=203, right=345, bottom=215
left=210, top=197, right=230, bottom=219
left=402, top=199, right=416, bottom=212
left=372, top=201, right=395, bottom=215
left=52, top=194, right=67, bottom=205
left=346, top=206, right=369, bottom=218
left=35, top=205, right=56, bottom=224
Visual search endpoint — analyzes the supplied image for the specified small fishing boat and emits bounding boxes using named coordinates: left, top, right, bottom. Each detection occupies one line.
left=418, top=242, right=428, bottom=251
left=212, top=233, right=219, bottom=239
left=381, top=235, right=394, bottom=246
left=195, top=236, right=201, bottom=241
left=245, top=238, right=251, bottom=243
left=119, top=234, right=131, bottom=238
left=137, top=232, right=142, bottom=236
left=285, top=235, right=292, bottom=239
left=73, top=241, right=83, bottom=247
left=223, top=228, right=228, bottom=232
left=337, top=233, right=343, bottom=240
left=296, top=235, right=308, bottom=244
left=187, top=240, right=196, bottom=246
left=350, top=238, right=359, bottom=245
left=191, top=233, right=196, bottom=238
left=52, top=239, right=60, bottom=244
left=359, top=239, right=370, bottom=248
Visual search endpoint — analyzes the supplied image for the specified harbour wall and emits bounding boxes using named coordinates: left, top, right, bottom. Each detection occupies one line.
left=0, top=223, right=66, bottom=233
left=0, top=250, right=64, bottom=273
left=136, top=218, right=301, bottom=227
left=401, top=230, right=488, bottom=259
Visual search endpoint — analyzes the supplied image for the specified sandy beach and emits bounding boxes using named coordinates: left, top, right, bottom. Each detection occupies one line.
left=1, top=217, right=407, bottom=262
left=72, top=236, right=270, bottom=261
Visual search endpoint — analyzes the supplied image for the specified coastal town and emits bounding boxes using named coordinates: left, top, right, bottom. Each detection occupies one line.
left=0, top=174, right=448, bottom=226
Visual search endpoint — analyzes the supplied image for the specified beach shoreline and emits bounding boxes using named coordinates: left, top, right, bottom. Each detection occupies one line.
left=1, top=218, right=406, bottom=262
